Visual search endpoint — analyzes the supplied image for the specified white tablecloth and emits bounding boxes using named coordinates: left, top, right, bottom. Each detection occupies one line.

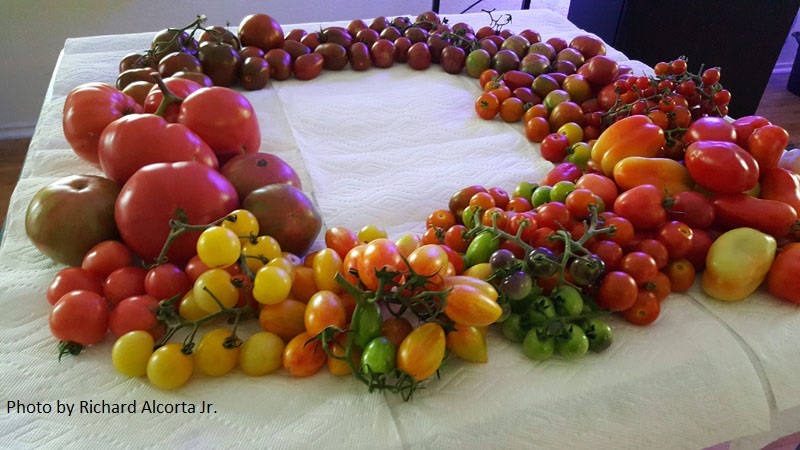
left=1, top=9, right=798, bottom=450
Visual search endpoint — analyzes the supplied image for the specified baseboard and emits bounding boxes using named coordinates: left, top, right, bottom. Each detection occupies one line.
left=0, top=122, right=36, bottom=140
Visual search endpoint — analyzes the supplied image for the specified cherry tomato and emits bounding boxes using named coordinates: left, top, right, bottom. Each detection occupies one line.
left=357, top=238, right=405, bottom=290
left=81, top=240, right=135, bottom=279
left=304, top=290, right=346, bottom=336
left=194, top=328, right=241, bottom=377
left=253, top=265, right=292, bottom=305
left=196, top=226, right=241, bottom=269
left=239, top=331, right=285, bottom=376
left=665, top=258, right=696, bottom=292
left=475, top=92, right=500, bottom=120
left=612, top=184, right=667, bottom=231
left=623, top=291, right=660, bottom=326
left=108, top=294, right=162, bottom=338
left=259, top=298, right=307, bottom=342
left=657, top=221, right=693, bottom=259
left=767, top=242, right=800, bottom=305
left=103, top=265, right=147, bottom=307
left=540, top=133, right=570, bottom=163
left=112, top=330, right=154, bottom=377
left=361, top=336, right=397, bottom=374
left=193, top=268, right=239, bottom=313
left=324, top=226, right=361, bottom=259
left=312, top=248, right=343, bottom=293
left=283, top=331, right=326, bottom=377
left=144, top=263, right=191, bottom=301
left=522, top=327, right=555, bottom=361
left=49, top=290, right=109, bottom=347
left=596, top=271, right=638, bottom=311
left=444, top=283, right=502, bottom=327
left=667, top=191, right=715, bottom=229
left=46, top=267, right=104, bottom=305
left=446, top=323, right=488, bottom=363
left=147, top=343, right=194, bottom=389
left=397, top=322, right=446, bottom=381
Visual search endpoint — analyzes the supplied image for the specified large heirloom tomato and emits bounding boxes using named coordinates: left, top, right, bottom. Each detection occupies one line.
left=177, top=87, right=261, bottom=165
left=242, top=184, right=322, bottom=257
left=62, top=82, right=141, bottom=166
left=97, top=114, right=218, bottom=184
left=115, top=161, right=239, bottom=265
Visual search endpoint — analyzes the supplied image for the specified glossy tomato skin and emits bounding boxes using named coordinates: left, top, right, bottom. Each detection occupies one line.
left=62, top=82, right=142, bottom=167
left=142, top=77, right=202, bottom=123
left=115, top=161, right=239, bottom=266
left=767, top=242, right=800, bottom=304
left=49, top=290, right=109, bottom=346
left=397, top=322, right=446, bottom=381
left=612, top=184, right=667, bottom=231
left=98, top=114, right=218, bottom=184
left=26, top=175, right=121, bottom=266
left=242, top=184, right=322, bottom=257
left=220, top=152, right=302, bottom=200
left=684, top=116, right=737, bottom=145
left=177, top=87, right=261, bottom=165
left=711, top=194, right=798, bottom=238
left=238, top=13, right=284, bottom=52
left=684, top=141, right=759, bottom=194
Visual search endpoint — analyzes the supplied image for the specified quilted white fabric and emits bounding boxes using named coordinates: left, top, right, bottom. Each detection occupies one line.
left=0, top=9, right=796, bottom=450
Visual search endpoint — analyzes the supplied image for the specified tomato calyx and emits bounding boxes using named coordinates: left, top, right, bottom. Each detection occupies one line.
left=57, top=341, right=84, bottom=361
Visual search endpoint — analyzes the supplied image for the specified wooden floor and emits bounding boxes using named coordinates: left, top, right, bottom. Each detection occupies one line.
left=2, top=70, right=800, bottom=231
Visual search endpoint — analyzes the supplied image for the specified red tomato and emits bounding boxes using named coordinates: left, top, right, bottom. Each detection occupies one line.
left=712, top=194, right=799, bottom=238
left=767, top=242, right=800, bottom=304
left=622, top=290, right=660, bottom=326
left=656, top=221, right=693, bottom=259
left=177, top=87, right=261, bottom=165
left=620, top=251, right=659, bottom=284
left=115, top=161, right=239, bottom=266
left=540, top=162, right=583, bottom=186
left=760, top=167, right=800, bottom=215
left=46, top=267, right=104, bottom=305
left=665, top=258, right=696, bottom=292
left=142, top=77, right=202, bottom=123
left=612, top=184, right=667, bottom=231
left=357, top=238, right=406, bottom=291
left=293, top=52, right=325, bottom=80
left=684, top=116, right=737, bottom=145
left=596, top=271, right=638, bottom=311
left=747, top=124, right=790, bottom=171
left=684, top=141, right=759, bottom=194
left=108, top=294, right=163, bottom=338
left=732, top=115, right=771, bottom=149
left=81, top=240, right=135, bottom=279
left=304, top=291, right=346, bottom=336
left=238, top=13, right=284, bottom=52
left=103, top=265, right=147, bottom=307
left=62, top=82, right=141, bottom=166
left=575, top=173, right=618, bottom=208
left=685, top=228, right=714, bottom=272
left=324, top=226, right=361, bottom=259
left=667, top=190, right=715, bottom=229
left=98, top=114, right=219, bottom=184
left=144, top=263, right=192, bottom=301
left=49, top=290, right=109, bottom=346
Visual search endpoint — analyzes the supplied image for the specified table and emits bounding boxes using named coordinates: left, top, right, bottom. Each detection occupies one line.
left=1, top=9, right=798, bottom=450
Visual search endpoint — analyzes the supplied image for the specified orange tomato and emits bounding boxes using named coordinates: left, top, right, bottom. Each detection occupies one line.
left=259, top=299, right=307, bottom=342
left=443, top=283, right=502, bottom=326
left=304, top=290, right=346, bottom=336
left=445, top=323, right=488, bottom=363
left=282, top=331, right=326, bottom=377
left=397, top=322, right=446, bottom=381
left=475, top=92, right=500, bottom=120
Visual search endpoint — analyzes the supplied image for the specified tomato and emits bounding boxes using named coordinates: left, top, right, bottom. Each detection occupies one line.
left=522, top=327, right=555, bottom=360
left=590, top=240, right=624, bottom=271
left=259, top=299, right=307, bottom=342
left=103, top=265, right=147, bottom=307
left=397, top=323, right=446, bottom=381
left=760, top=167, right=800, bottom=215
left=463, top=231, right=500, bottom=268
left=712, top=194, right=799, bottom=238
left=253, top=265, right=292, bottom=305
left=177, top=87, right=260, bottom=164
left=540, top=133, right=570, bottom=163
left=540, top=162, right=583, bottom=186
left=147, top=343, right=194, bottom=389
left=684, top=116, right=737, bottom=145
left=622, top=291, right=660, bottom=326
left=49, top=290, right=109, bottom=347
left=361, top=336, right=397, bottom=374
left=46, top=267, right=103, bottom=305
left=241, top=234, right=282, bottom=272
left=80, top=240, right=134, bottom=279
left=108, top=294, right=162, bottom=338
left=62, top=82, right=141, bottom=166
left=596, top=271, right=638, bottom=311
left=195, top=226, right=241, bottom=269
left=193, top=268, right=239, bottom=313
left=351, top=302, right=383, bottom=349
left=112, top=330, right=154, bottom=377
left=446, top=323, right=488, bottom=363
left=283, top=331, right=326, bottom=377
left=767, top=242, right=800, bottom=304
left=444, top=283, right=502, bottom=326
left=475, top=92, right=500, bottom=120
left=665, top=258, right=696, bottom=292
left=325, top=226, right=361, bottom=259
left=591, top=115, right=665, bottom=176
left=732, top=115, right=772, bottom=149
left=293, top=52, right=325, bottom=80
left=612, top=157, right=694, bottom=196
left=312, top=248, right=343, bottom=293
left=667, top=191, right=715, bottom=229
left=407, top=244, right=449, bottom=277
left=702, top=227, right=777, bottom=301
left=237, top=331, right=285, bottom=376
left=304, top=290, right=346, bottom=336
left=575, top=173, right=618, bottom=207
left=242, top=184, right=323, bottom=257
left=684, top=141, right=759, bottom=194
left=192, top=328, right=240, bottom=377
left=26, top=175, right=121, bottom=267
left=142, top=77, right=202, bottom=122
left=579, top=55, right=619, bottom=87
left=370, top=39, right=397, bottom=68
left=379, top=317, right=412, bottom=349
left=613, top=184, right=667, bottom=231
left=555, top=324, right=589, bottom=359
left=656, top=221, right=693, bottom=259
left=238, top=13, right=284, bottom=52
left=357, top=238, right=405, bottom=290
left=747, top=124, right=790, bottom=171
left=115, top=161, right=239, bottom=266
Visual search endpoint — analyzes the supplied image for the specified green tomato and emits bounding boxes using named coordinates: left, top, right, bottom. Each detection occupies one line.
left=522, top=327, right=555, bottom=361
left=549, top=181, right=576, bottom=203
left=551, top=285, right=584, bottom=317
left=464, top=230, right=500, bottom=268
left=501, top=313, right=529, bottom=343
left=556, top=324, right=589, bottom=359
left=361, top=337, right=396, bottom=375
left=513, top=181, right=539, bottom=201
left=566, top=141, right=592, bottom=169
left=465, top=49, right=492, bottom=78
left=582, top=318, right=613, bottom=353
left=351, top=302, right=383, bottom=349
left=530, top=185, right=552, bottom=207
left=528, top=295, right=557, bottom=325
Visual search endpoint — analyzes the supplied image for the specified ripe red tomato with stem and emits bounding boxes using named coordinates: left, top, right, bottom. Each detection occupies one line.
left=623, top=290, right=660, bottom=326
left=46, top=267, right=104, bottom=305
left=50, top=290, right=109, bottom=349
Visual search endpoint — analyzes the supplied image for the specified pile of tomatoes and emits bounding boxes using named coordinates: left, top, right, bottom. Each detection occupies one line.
left=26, top=8, right=800, bottom=396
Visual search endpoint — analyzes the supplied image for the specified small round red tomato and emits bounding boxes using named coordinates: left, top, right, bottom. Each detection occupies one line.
left=81, top=240, right=135, bottom=279
left=622, top=290, right=660, bottom=325
left=103, top=265, right=148, bottom=307
left=475, top=92, right=500, bottom=120
left=108, top=294, right=163, bottom=338
left=665, top=258, right=696, bottom=292
left=641, top=271, right=671, bottom=302
left=634, top=239, right=669, bottom=270
left=144, top=263, right=192, bottom=301
left=767, top=242, right=800, bottom=304
left=598, top=215, right=634, bottom=248
left=596, top=271, right=638, bottom=311
left=667, top=190, right=715, bottom=229
left=540, top=133, right=570, bottom=163
left=536, top=201, right=572, bottom=230
left=357, top=238, right=405, bottom=290
left=397, top=322, right=446, bottom=381
left=443, top=225, right=470, bottom=253
left=657, top=221, right=693, bottom=259
left=619, top=251, right=659, bottom=284
left=50, top=290, right=109, bottom=346
left=46, top=267, right=104, bottom=305
left=324, top=226, right=361, bottom=259
left=590, top=240, right=623, bottom=271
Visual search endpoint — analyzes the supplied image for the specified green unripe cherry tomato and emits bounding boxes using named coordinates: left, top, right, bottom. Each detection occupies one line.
left=351, top=302, right=383, bottom=349
left=464, top=230, right=500, bottom=268
left=549, top=180, right=576, bottom=203
left=522, top=327, right=555, bottom=360
left=530, top=185, right=552, bottom=207
left=502, top=313, right=529, bottom=342
left=556, top=324, right=589, bottom=359
left=582, top=318, right=613, bottom=353
left=513, top=181, right=539, bottom=201
left=567, top=141, right=592, bottom=169
left=361, top=337, right=397, bottom=374
left=551, top=285, right=584, bottom=317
